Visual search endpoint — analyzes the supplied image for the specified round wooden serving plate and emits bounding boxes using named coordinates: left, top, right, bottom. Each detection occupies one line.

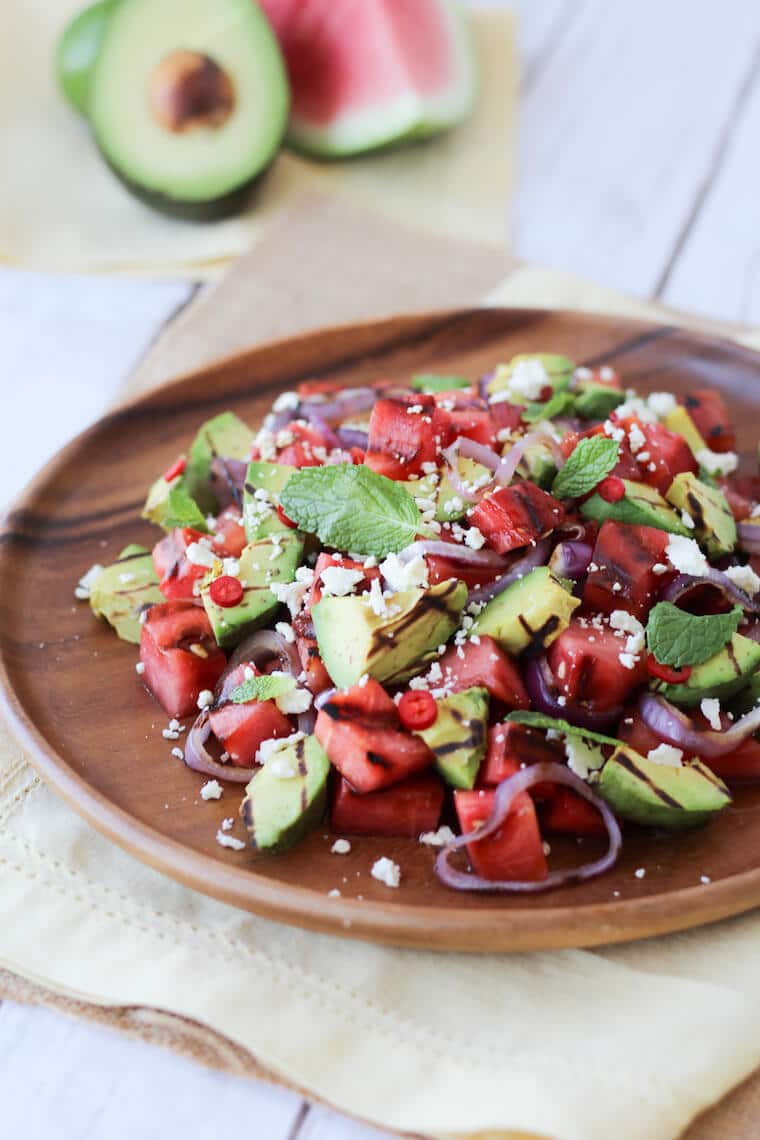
left=3, top=308, right=760, bottom=953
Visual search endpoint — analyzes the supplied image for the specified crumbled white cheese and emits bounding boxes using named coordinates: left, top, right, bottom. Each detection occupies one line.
left=700, top=698, right=722, bottom=732
left=380, top=553, right=429, bottom=592
left=609, top=610, right=644, bottom=638
left=74, top=563, right=104, bottom=600
left=216, top=831, right=246, bottom=851
left=574, top=366, right=592, bottom=381
left=614, top=394, right=657, bottom=423
left=320, top=565, right=365, bottom=597
left=185, top=542, right=217, bottom=569
left=406, top=404, right=424, bottom=415
left=647, top=743, right=684, bottom=768
left=171, top=746, right=184, bottom=760
left=197, top=689, right=214, bottom=710
left=618, top=652, right=638, bottom=671
left=444, top=495, right=464, bottom=516
left=275, top=686, right=313, bottom=715
left=634, top=867, right=647, bottom=880
left=331, top=838, right=351, bottom=855
left=269, top=755, right=298, bottom=779
left=464, top=526, right=486, bottom=550
left=162, top=728, right=180, bottom=740
left=665, top=534, right=709, bottom=577
left=271, top=566, right=315, bottom=616
left=696, top=448, right=739, bottom=476
left=274, top=620, right=296, bottom=643
left=627, top=422, right=646, bottom=454
left=371, top=856, right=401, bottom=888
left=419, top=826, right=456, bottom=847
left=700, top=875, right=712, bottom=885
left=328, top=888, right=342, bottom=898
left=366, top=577, right=388, bottom=616
left=272, top=390, right=300, bottom=412
left=647, top=392, right=677, bottom=418
left=724, top=564, right=760, bottom=596
left=135, top=661, right=145, bottom=675
left=200, top=780, right=223, bottom=801
left=680, top=510, right=695, bottom=530
left=256, top=731, right=305, bottom=769
left=652, top=563, right=669, bottom=575
left=221, top=817, right=234, bottom=832
left=565, top=737, right=604, bottom=781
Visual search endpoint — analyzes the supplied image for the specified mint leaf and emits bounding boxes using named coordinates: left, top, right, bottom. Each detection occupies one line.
left=230, top=674, right=295, bottom=704
left=162, top=485, right=210, bottom=532
left=506, top=710, right=621, bottom=748
left=411, top=373, right=471, bottom=393
left=280, top=464, right=422, bottom=557
left=646, top=603, right=743, bottom=668
left=522, top=390, right=575, bottom=424
left=551, top=436, right=620, bottom=500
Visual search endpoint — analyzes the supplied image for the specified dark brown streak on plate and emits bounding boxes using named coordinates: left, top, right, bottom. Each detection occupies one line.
left=579, top=325, right=676, bottom=369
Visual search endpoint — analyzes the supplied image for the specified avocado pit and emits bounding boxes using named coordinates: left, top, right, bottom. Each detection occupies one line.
left=148, top=50, right=235, bottom=133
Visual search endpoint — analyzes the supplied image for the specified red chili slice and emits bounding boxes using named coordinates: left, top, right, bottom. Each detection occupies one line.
left=538, top=385, right=554, bottom=402
left=398, top=690, right=438, bottom=731
left=209, top=575, right=244, bottom=608
left=163, top=455, right=186, bottom=482
left=596, top=475, right=626, bottom=503
left=646, top=655, right=692, bottom=684
left=276, top=505, right=298, bottom=529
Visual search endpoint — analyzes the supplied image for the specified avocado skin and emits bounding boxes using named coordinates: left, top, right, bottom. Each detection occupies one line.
left=598, top=745, right=730, bottom=830
left=241, top=736, right=330, bottom=853
left=56, top=0, right=121, bottom=114
left=650, top=633, right=760, bottom=708
left=100, top=154, right=266, bottom=222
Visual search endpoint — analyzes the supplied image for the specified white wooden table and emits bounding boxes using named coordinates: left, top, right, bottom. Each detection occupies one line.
left=3, top=2, right=760, bottom=1136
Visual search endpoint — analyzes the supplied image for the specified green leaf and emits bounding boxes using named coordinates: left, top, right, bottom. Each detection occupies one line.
left=551, top=436, right=620, bottom=500
left=161, top=485, right=210, bottom=532
left=646, top=603, right=743, bottom=669
left=506, top=710, right=620, bottom=748
left=411, top=373, right=471, bottom=393
left=522, top=390, right=576, bottom=424
left=280, top=464, right=423, bottom=557
left=230, top=674, right=296, bottom=704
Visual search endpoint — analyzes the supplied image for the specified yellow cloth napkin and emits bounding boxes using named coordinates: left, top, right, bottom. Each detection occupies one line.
left=4, top=246, right=760, bottom=1140
left=0, top=3, right=512, bottom=276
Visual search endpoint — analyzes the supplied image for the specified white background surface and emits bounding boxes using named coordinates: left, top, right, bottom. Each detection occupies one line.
left=3, top=1, right=760, bottom=1136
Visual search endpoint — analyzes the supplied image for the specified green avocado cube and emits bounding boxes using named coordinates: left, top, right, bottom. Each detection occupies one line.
left=240, top=735, right=330, bottom=852
left=417, top=687, right=489, bottom=789
left=243, top=459, right=298, bottom=541
left=89, top=544, right=163, bottom=643
left=185, top=411, right=254, bottom=514
left=435, top=458, right=491, bottom=521
left=665, top=472, right=736, bottom=558
left=598, top=745, right=730, bottom=830
left=486, top=353, right=575, bottom=401
left=581, top=479, right=691, bottom=535
left=142, top=475, right=209, bottom=533
left=473, top=566, right=580, bottom=655
left=574, top=381, right=625, bottom=421
left=649, top=633, right=760, bottom=707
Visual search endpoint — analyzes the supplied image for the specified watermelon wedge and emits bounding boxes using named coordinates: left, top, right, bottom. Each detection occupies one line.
left=258, top=0, right=477, bottom=157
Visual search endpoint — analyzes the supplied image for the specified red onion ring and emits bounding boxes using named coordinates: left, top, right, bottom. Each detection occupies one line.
left=465, top=539, right=552, bottom=606
left=183, top=711, right=255, bottom=783
left=301, top=408, right=341, bottom=449
left=264, top=388, right=377, bottom=433
left=399, top=540, right=508, bottom=570
left=738, top=522, right=760, bottom=556
left=435, top=761, right=622, bottom=893
left=335, top=426, right=369, bottom=450
left=229, top=629, right=301, bottom=674
left=525, top=656, right=623, bottom=732
left=660, top=569, right=760, bottom=613
left=494, top=427, right=566, bottom=487
left=440, top=443, right=485, bottom=504
left=314, top=687, right=337, bottom=711
left=443, top=437, right=502, bottom=473
left=549, top=540, right=593, bottom=580
left=639, top=693, right=760, bottom=759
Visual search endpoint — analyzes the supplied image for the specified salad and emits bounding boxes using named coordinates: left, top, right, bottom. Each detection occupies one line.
left=76, top=353, right=760, bottom=894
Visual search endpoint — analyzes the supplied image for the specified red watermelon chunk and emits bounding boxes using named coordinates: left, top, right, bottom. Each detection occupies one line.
left=454, top=788, right=548, bottom=883
left=437, top=636, right=529, bottom=709
left=364, top=394, right=453, bottom=479
left=470, top=483, right=565, bottom=554
left=540, top=788, right=608, bottom=837
left=683, top=389, right=736, bottom=453
left=547, top=618, right=648, bottom=711
left=479, top=722, right=563, bottom=797
left=331, top=774, right=444, bottom=838
left=139, top=601, right=226, bottom=718
left=258, top=0, right=477, bottom=157
left=583, top=520, right=671, bottom=620
left=153, top=527, right=211, bottom=602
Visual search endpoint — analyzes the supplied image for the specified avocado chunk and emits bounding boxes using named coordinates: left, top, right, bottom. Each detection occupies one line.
left=435, top=458, right=491, bottom=521
left=574, top=381, right=625, bottom=421
left=312, top=580, right=467, bottom=689
left=473, top=566, right=580, bottom=655
left=56, top=0, right=120, bottom=114
left=581, top=479, right=690, bottom=535
left=650, top=633, right=760, bottom=707
left=507, top=437, right=557, bottom=490
left=662, top=406, right=708, bottom=458
left=87, top=0, right=289, bottom=220
left=411, top=374, right=471, bottom=394
left=243, top=459, right=298, bottom=541
left=201, top=531, right=303, bottom=649
left=183, top=412, right=254, bottom=515
left=89, top=544, right=163, bottom=643
left=240, top=735, right=330, bottom=853
left=665, top=472, right=736, bottom=558
left=486, top=354, right=574, bottom=401
left=142, top=475, right=209, bottom=533
left=417, top=687, right=489, bottom=789
left=598, top=745, right=730, bottom=830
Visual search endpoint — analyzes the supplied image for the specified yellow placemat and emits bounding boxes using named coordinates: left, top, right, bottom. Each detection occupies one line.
left=0, top=4, right=512, bottom=277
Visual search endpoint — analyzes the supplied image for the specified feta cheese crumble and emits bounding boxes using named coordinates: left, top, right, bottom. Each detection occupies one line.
left=565, top=737, right=605, bottom=781
left=665, top=534, right=709, bottom=577
left=419, top=826, right=456, bottom=847
left=700, top=698, right=722, bottom=732
left=695, top=448, right=738, bottom=476
left=197, top=689, right=214, bottom=710
left=200, top=780, right=223, bottom=801
left=216, top=831, right=246, bottom=851
left=331, top=839, right=351, bottom=855
left=647, top=392, right=677, bottom=418
left=371, top=856, right=401, bottom=888
left=185, top=543, right=217, bottom=568
left=724, top=564, right=760, bottom=596
left=74, top=563, right=104, bottom=600
left=647, top=743, right=684, bottom=768
left=320, top=565, right=365, bottom=597
left=275, top=687, right=313, bottom=715
left=380, top=552, right=429, bottom=591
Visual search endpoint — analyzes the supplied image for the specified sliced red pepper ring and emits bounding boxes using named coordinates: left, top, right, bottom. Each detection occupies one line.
left=163, top=455, right=187, bottom=482
left=596, top=475, right=626, bottom=503
left=646, top=654, right=692, bottom=685
left=209, top=575, right=244, bottom=608
left=276, top=504, right=298, bottom=529
left=398, top=690, right=438, bottom=731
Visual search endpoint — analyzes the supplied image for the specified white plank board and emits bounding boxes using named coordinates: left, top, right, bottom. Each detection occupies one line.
left=0, top=1002, right=302, bottom=1140
left=300, top=1104, right=398, bottom=1140
left=512, top=0, right=760, bottom=299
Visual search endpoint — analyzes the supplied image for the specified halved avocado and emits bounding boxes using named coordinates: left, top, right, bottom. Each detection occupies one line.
left=88, top=0, right=289, bottom=219
left=56, top=0, right=121, bottom=114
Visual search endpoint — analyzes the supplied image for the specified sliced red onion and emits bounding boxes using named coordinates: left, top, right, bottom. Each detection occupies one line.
left=399, top=540, right=508, bottom=570
left=335, top=426, right=369, bottom=450
left=435, top=762, right=622, bottom=893
left=738, top=522, right=760, bottom=555
left=639, top=693, right=760, bottom=759
left=478, top=370, right=495, bottom=400
left=558, top=522, right=587, bottom=542
left=298, top=709, right=316, bottom=735
left=524, top=656, right=623, bottom=731
left=439, top=443, right=486, bottom=504
left=443, top=437, right=502, bottom=473
left=465, top=539, right=552, bottom=606
left=301, top=407, right=341, bottom=448
left=183, top=711, right=255, bottom=783
left=314, top=687, right=337, bottom=711
left=229, top=629, right=301, bottom=675
left=550, top=540, right=593, bottom=580
left=300, top=387, right=377, bottom=423
left=494, top=427, right=566, bottom=487
left=660, top=569, right=760, bottom=614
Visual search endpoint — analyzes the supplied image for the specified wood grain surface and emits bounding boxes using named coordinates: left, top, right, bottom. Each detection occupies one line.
left=3, top=306, right=760, bottom=954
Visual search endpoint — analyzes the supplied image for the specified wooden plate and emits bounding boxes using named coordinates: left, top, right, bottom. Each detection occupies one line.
left=3, top=307, right=760, bottom=953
